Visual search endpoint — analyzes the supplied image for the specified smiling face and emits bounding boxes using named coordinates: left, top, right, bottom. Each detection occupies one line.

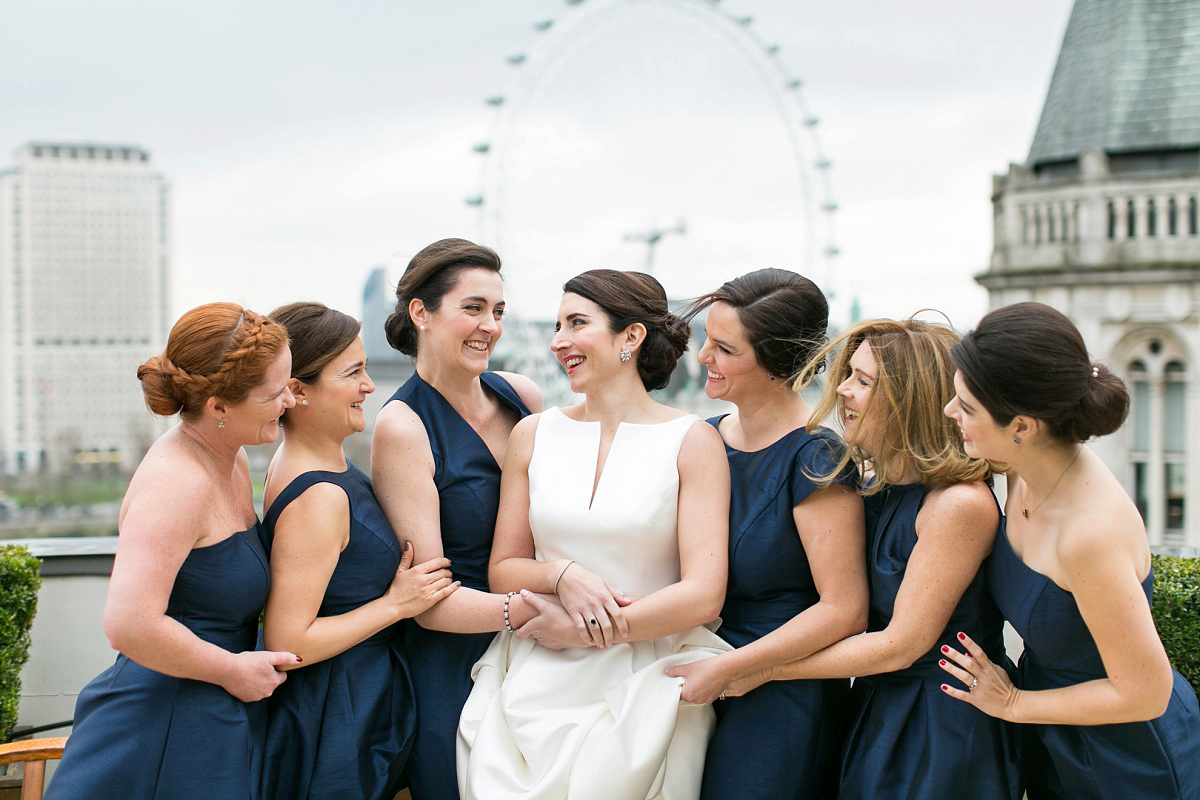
left=945, top=370, right=1008, bottom=460
left=418, top=267, right=505, bottom=376
left=835, top=340, right=882, bottom=455
left=696, top=300, right=774, bottom=404
left=298, top=336, right=375, bottom=439
left=222, top=348, right=295, bottom=446
left=550, top=292, right=626, bottom=393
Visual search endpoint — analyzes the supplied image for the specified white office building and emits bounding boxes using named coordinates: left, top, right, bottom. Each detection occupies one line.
left=0, top=142, right=170, bottom=475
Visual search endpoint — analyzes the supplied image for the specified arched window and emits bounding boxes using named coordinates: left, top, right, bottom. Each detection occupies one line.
left=1128, top=199, right=1137, bottom=237
left=1126, top=346, right=1189, bottom=544
left=1169, top=197, right=1178, bottom=235
left=1148, top=198, right=1158, bottom=237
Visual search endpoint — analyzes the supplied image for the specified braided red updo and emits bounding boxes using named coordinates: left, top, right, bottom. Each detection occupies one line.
left=137, top=303, right=290, bottom=418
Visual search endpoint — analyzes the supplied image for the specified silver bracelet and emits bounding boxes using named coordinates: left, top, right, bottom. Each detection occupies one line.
left=553, top=560, right=575, bottom=594
left=503, top=591, right=517, bottom=632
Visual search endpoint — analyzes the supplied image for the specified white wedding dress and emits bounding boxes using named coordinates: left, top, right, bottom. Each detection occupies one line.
left=457, top=407, right=732, bottom=800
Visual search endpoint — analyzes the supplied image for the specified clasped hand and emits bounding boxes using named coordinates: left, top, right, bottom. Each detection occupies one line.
left=552, top=561, right=634, bottom=647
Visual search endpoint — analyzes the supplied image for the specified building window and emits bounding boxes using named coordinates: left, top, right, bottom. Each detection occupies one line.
left=1148, top=198, right=1157, bottom=236
left=1128, top=199, right=1137, bottom=237
left=1048, top=205, right=1057, bottom=242
left=1035, top=207, right=1042, bottom=243
left=1127, top=350, right=1189, bottom=541
left=1191, top=197, right=1198, bottom=235
left=1169, top=198, right=1179, bottom=235
left=1108, top=200, right=1117, bottom=239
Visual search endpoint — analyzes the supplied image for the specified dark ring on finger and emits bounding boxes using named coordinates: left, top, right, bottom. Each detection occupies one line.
left=589, top=618, right=598, bottom=627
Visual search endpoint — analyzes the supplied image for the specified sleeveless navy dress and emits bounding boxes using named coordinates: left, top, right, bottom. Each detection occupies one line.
left=259, top=461, right=415, bottom=800
left=389, top=371, right=531, bottom=800
left=839, top=483, right=1022, bottom=800
left=989, top=521, right=1200, bottom=800
left=46, top=526, right=270, bottom=800
left=700, top=418, right=856, bottom=800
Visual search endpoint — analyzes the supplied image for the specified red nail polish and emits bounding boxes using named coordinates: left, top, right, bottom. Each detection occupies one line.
left=296, top=656, right=303, bottom=663
left=940, top=645, right=950, bottom=654
left=941, top=684, right=950, bottom=692
left=939, top=659, right=946, bottom=667
left=958, top=632, right=966, bottom=641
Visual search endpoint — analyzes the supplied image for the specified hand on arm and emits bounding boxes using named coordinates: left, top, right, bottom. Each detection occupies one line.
left=263, top=482, right=459, bottom=668
left=940, top=516, right=1173, bottom=724
left=103, top=463, right=298, bottom=700
left=372, top=401, right=520, bottom=634
left=669, top=483, right=868, bottom=704
left=744, top=481, right=998, bottom=690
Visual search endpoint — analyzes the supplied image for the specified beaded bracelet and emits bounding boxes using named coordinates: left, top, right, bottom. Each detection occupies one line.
left=553, top=560, right=575, bottom=594
left=503, top=591, right=517, bottom=632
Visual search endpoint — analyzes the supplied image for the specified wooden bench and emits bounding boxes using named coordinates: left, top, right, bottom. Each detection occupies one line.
left=0, top=738, right=66, bottom=800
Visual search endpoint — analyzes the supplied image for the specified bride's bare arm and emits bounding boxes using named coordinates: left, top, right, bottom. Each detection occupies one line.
left=610, top=421, right=729, bottom=642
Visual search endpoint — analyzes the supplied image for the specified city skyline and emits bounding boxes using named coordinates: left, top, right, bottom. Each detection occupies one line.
left=2, top=0, right=1074, bottom=331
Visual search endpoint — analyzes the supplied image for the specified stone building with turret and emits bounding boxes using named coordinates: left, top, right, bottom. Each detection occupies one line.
left=980, top=0, right=1200, bottom=551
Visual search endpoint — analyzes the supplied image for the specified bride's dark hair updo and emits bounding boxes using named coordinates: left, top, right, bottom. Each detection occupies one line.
left=563, top=269, right=690, bottom=391
left=951, top=302, right=1129, bottom=443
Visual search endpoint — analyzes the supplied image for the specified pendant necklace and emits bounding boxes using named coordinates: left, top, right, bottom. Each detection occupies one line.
left=1022, top=448, right=1082, bottom=519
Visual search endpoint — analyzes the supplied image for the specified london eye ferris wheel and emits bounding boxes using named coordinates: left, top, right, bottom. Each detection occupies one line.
left=466, top=0, right=840, bottom=321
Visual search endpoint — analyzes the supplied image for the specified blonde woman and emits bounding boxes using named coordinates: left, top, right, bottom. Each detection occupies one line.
left=724, top=316, right=1021, bottom=800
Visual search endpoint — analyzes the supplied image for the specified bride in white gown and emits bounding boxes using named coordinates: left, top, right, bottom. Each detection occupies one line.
left=457, top=269, right=734, bottom=800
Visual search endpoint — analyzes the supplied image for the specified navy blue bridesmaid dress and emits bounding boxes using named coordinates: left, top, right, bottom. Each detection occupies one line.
left=389, top=371, right=531, bottom=800
left=839, top=483, right=1022, bottom=800
left=259, top=461, right=415, bottom=800
left=46, top=526, right=270, bottom=800
left=989, top=521, right=1200, bottom=800
left=700, top=418, right=855, bottom=800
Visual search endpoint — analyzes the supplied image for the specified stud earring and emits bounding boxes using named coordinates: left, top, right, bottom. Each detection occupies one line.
left=218, top=419, right=226, bottom=429
left=619, top=348, right=632, bottom=362
left=769, top=376, right=777, bottom=382
left=420, top=325, right=426, bottom=331
left=1013, top=436, right=1021, bottom=444
left=301, top=399, right=308, bottom=406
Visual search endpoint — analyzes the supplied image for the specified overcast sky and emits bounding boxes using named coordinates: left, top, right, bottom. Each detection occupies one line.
left=2, top=0, right=1076, bottom=331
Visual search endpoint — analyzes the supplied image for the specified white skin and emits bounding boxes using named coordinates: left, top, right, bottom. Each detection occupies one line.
left=719, top=340, right=1000, bottom=697
left=103, top=348, right=300, bottom=703
left=663, top=300, right=869, bottom=703
left=489, top=291, right=731, bottom=650
left=940, top=372, right=1173, bottom=723
left=372, top=268, right=551, bottom=638
left=261, top=336, right=460, bottom=668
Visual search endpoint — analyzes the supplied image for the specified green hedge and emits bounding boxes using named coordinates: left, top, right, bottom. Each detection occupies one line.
left=1152, top=554, right=1200, bottom=691
left=0, top=545, right=41, bottom=739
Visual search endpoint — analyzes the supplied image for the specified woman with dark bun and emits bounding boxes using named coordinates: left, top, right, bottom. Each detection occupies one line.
left=458, top=269, right=733, bottom=800
left=718, top=315, right=1022, bottom=800
left=664, top=269, right=868, bottom=800
left=257, top=303, right=460, bottom=800
left=46, top=304, right=300, bottom=800
left=942, top=301, right=1200, bottom=800
left=371, top=238, right=544, bottom=799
